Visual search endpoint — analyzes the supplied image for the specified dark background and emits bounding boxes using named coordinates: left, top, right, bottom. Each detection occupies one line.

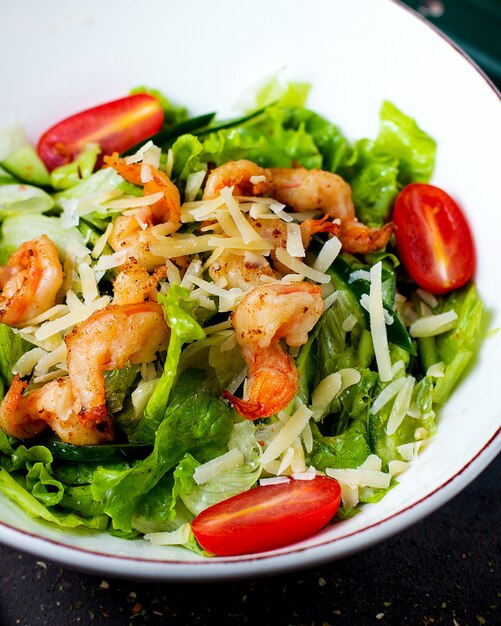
left=0, top=2, right=499, bottom=625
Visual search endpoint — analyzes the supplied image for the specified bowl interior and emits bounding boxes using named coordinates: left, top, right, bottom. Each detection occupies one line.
left=0, top=0, right=499, bottom=580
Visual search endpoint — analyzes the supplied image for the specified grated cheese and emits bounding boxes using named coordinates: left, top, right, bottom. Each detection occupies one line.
left=144, top=523, right=192, bottom=546
left=370, top=377, right=406, bottom=415
left=184, top=170, right=207, bottom=202
left=313, top=235, right=342, bottom=273
left=33, top=343, right=67, bottom=377
left=260, top=405, right=313, bottom=465
left=101, top=191, right=164, bottom=210
left=94, top=250, right=127, bottom=272
left=123, top=140, right=154, bottom=164
left=19, top=304, right=69, bottom=328
left=13, top=347, right=46, bottom=377
left=259, top=476, right=290, bottom=486
left=409, top=310, right=458, bottom=337
left=426, top=362, right=446, bottom=377
left=416, top=288, right=438, bottom=308
left=386, top=376, right=415, bottom=435
left=368, top=262, right=392, bottom=381
left=219, top=187, right=263, bottom=244
left=91, top=222, right=113, bottom=259
left=286, top=222, right=305, bottom=257
left=78, top=263, right=99, bottom=305
left=193, top=448, right=245, bottom=485
left=274, top=247, right=331, bottom=284
left=388, top=460, right=408, bottom=476
left=35, top=295, right=111, bottom=341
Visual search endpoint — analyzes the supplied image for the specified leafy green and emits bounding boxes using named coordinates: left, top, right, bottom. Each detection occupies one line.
left=0, top=214, right=89, bottom=264
left=307, top=420, right=372, bottom=471
left=375, top=100, right=436, bottom=185
left=0, top=184, right=54, bottom=221
left=173, top=421, right=260, bottom=516
left=434, top=284, right=484, bottom=405
left=92, top=369, right=233, bottom=532
left=131, top=285, right=205, bottom=443
left=0, top=324, right=28, bottom=396
left=50, top=143, right=101, bottom=190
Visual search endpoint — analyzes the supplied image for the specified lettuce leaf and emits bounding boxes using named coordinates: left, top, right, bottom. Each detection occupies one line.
left=92, top=369, right=233, bottom=532
left=130, top=285, right=205, bottom=443
left=0, top=324, right=28, bottom=396
left=172, top=421, right=261, bottom=516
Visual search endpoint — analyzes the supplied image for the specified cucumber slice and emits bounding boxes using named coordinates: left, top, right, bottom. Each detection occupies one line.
left=1, top=145, right=51, bottom=187
left=39, top=437, right=152, bottom=463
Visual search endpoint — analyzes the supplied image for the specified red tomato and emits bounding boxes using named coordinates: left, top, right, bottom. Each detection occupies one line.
left=36, top=94, right=164, bottom=171
left=393, top=183, right=475, bottom=295
left=191, top=476, right=341, bottom=556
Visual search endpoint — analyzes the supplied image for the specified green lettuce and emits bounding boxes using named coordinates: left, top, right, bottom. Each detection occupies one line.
left=0, top=324, right=28, bottom=397
left=92, top=369, right=233, bottom=532
left=172, top=421, right=261, bottom=516
left=131, top=285, right=205, bottom=443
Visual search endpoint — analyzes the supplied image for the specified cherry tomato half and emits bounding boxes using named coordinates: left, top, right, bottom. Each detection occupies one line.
left=393, top=183, right=475, bottom=295
left=191, top=476, right=341, bottom=556
left=37, top=94, right=164, bottom=171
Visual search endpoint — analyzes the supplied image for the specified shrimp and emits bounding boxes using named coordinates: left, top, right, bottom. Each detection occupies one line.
left=203, top=160, right=392, bottom=253
left=65, top=301, right=169, bottom=425
left=0, top=375, right=113, bottom=445
left=104, top=152, right=181, bottom=269
left=113, top=259, right=166, bottom=305
left=268, top=167, right=393, bottom=254
left=223, top=282, right=324, bottom=419
left=0, top=235, right=63, bottom=327
left=104, top=152, right=181, bottom=225
left=202, top=160, right=271, bottom=200
left=208, top=251, right=278, bottom=291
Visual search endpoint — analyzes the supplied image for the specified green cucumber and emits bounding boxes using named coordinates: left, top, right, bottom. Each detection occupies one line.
left=40, top=438, right=152, bottom=463
left=1, top=145, right=51, bottom=187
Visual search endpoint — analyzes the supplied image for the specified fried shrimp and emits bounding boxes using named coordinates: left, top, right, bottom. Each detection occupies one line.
left=202, top=159, right=271, bottom=200
left=112, top=259, right=166, bottom=305
left=223, top=282, right=324, bottom=419
left=208, top=251, right=278, bottom=291
left=268, top=167, right=393, bottom=254
left=203, top=160, right=392, bottom=253
left=104, top=152, right=181, bottom=269
left=65, top=302, right=169, bottom=425
left=0, top=235, right=63, bottom=327
left=0, top=375, right=114, bottom=445
left=104, top=152, right=181, bottom=225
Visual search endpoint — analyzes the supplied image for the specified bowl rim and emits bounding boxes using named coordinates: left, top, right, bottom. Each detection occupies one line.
left=0, top=0, right=499, bottom=581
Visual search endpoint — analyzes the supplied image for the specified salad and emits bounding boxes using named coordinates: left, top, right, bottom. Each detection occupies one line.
left=0, top=81, right=483, bottom=556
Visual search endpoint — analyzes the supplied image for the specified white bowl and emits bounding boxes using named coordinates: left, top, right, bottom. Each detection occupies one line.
left=0, top=0, right=499, bottom=581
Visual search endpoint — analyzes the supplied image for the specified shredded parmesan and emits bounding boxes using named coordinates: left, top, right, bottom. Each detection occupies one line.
left=274, top=247, right=331, bottom=284
left=416, top=288, right=438, bottom=308
left=369, top=262, right=392, bottom=381
left=91, top=223, right=113, bottom=259
left=220, top=187, right=263, bottom=244
left=386, top=376, right=415, bottom=435
left=313, top=236, right=342, bottom=273
left=260, top=405, right=313, bottom=465
left=35, top=296, right=111, bottom=341
left=370, top=377, right=406, bottom=415
left=184, top=170, right=207, bottom=202
left=286, top=222, right=305, bottom=257
left=144, top=523, right=192, bottom=546
left=409, top=310, right=458, bottom=337
left=193, top=448, right=245, bottom=485
left=426, top=362, right=446, bottom=377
